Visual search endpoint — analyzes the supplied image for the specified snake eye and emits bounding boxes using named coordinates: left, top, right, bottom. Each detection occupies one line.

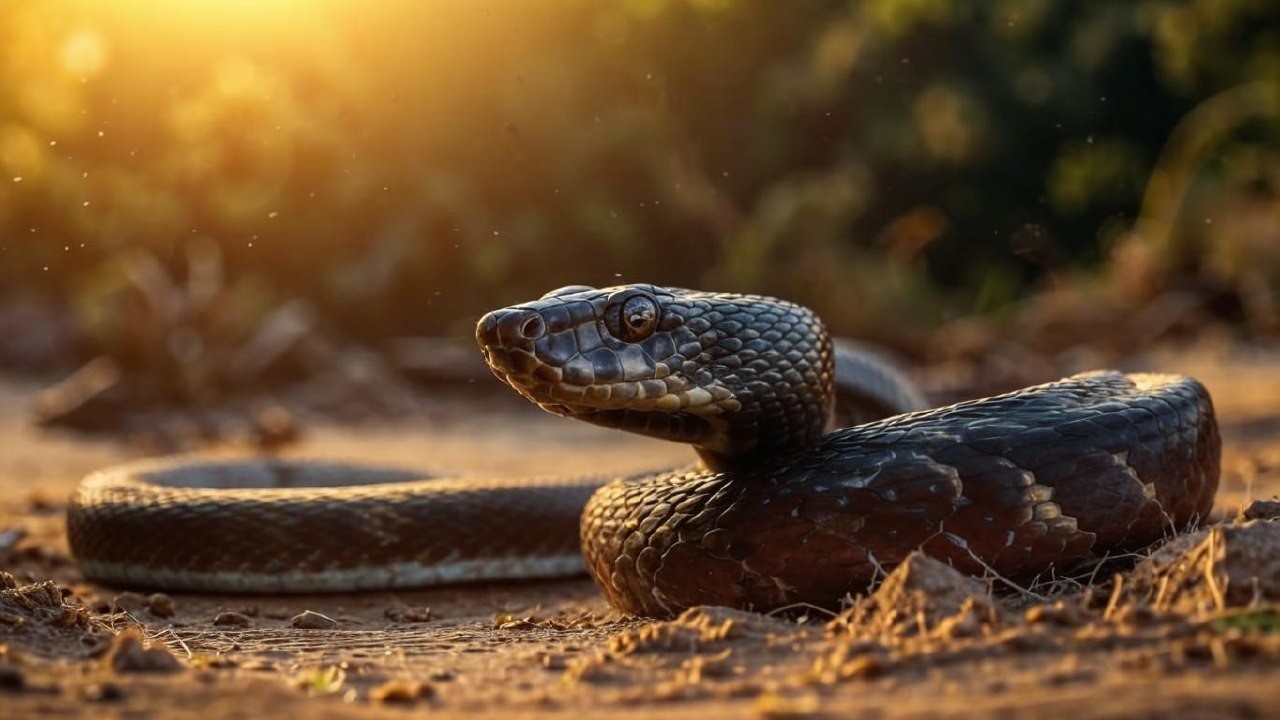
left=605, top=291, right=660, bottom=342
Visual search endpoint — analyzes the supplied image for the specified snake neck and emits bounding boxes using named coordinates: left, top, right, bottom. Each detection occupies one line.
left=564, top=395, right=833, bottom=474
left=693, top=382, right=835, bottom=473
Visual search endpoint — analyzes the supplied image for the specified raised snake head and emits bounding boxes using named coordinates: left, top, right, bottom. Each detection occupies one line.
left=476, top=284, right=836, bottom=469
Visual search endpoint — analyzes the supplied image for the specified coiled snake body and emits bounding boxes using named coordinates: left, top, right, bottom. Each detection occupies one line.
left=68, top=285, right=1220, bottom=617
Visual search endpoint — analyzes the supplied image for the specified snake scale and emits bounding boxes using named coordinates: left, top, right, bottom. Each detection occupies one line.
left=67, top=284, right=1220, bottom=617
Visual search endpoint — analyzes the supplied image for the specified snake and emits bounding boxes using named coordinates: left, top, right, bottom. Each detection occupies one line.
left=66, top=284, right=1220, bottom=617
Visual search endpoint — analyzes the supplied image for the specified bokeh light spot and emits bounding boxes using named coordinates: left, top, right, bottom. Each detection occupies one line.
left=61, top=29, right=108, bottom=78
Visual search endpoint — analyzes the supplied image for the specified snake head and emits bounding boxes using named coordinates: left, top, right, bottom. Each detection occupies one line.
left=476, top=284, right=835, bottom=464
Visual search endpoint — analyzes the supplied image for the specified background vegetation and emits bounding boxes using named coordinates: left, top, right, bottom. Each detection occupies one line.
left=2, top=0, right=1278, bottom=362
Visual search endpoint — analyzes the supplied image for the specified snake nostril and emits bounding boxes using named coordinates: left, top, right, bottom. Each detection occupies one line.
left=519, top=315, right=546, bottom=339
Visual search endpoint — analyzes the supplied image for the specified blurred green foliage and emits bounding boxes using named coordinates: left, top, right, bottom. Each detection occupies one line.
left=0, top=0, right=1277, bottom=346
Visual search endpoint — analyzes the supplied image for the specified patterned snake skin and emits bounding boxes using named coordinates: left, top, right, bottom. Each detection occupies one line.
left=67, top=284, right=1219, bottom=617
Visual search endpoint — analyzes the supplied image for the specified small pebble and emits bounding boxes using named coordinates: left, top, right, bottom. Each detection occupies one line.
left=1242, top=499, right=1280, bottom=521
left=83, top=681, right=126, bottom=701
left=212, top=612, right=253, bottom=628
left=111, top=592, right=147, bottom=613
left=107, top=629, right=184, bottom=674
left=253, top=405, right=301, bottom=449
left=1024, top=601, right=1090, bottom=627
left=0, top=663, right=25, bottom=690
left=147, top=593, right=175, bottom=618
left=369, top=679, right=433, bottom=704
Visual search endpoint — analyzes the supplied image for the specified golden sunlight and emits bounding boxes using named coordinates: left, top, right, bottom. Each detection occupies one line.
left=66, top=0, right=334, bottom=55
left=117, top=0, right=320, bottom=30
left=60, top=29, right=107, bottom=77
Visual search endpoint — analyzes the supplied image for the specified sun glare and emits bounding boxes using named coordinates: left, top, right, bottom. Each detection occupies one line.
left=60, top=29, right=107, bottom=77
left=81, top=0, right=329, bottom=46
left=137, top=0, right=318, bottom=27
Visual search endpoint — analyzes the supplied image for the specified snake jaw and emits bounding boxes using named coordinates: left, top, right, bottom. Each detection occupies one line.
left=480, top=318, right=742, bottom=420
left=509, top=372, right=740, bottom=421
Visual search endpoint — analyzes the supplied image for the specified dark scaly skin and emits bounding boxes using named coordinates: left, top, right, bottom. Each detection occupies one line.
left=66, top=285, right=923, bottom=594
left=477, top=284, right=1220, bottom=617
left=479, top=284, right=842, bottom=471
left=67, top=462, right=597, bottom=592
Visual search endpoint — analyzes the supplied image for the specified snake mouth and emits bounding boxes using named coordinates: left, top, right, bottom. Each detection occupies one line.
left=476, top=300, right=742, bottom=420
left=488, top=358, right=730, bottom=417
left=479, top=322, right=746, bottom=417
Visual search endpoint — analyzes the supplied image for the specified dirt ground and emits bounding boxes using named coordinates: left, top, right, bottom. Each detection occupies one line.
left=3, top=347, right=1280, bottom=719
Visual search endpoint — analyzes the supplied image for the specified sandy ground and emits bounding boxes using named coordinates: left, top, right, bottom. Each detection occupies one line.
left=3, top=348, right=1280, bottom=719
